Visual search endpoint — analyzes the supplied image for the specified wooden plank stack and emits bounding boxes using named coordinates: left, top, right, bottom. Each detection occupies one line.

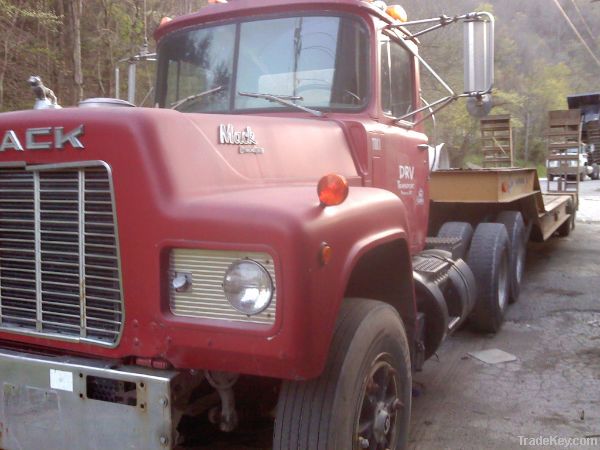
left=480, top=115, right=513, bottom=167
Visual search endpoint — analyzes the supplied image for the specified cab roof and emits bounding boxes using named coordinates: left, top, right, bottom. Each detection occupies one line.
left=154, top=0, right=393, bottom=41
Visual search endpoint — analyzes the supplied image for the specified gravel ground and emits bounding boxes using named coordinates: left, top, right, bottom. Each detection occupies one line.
left=411, top=179, right=600, bottom=450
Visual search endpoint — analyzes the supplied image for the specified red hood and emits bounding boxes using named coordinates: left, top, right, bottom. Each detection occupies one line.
left=0, top=107, right=359, bottom=197
left=0, top=106, right=395, bottom=379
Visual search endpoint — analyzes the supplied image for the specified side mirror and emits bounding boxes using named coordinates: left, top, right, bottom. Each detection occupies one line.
left=463, top=13, right=494, bottom=95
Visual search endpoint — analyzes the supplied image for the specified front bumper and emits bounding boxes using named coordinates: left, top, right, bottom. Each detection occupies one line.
left=0, top=347, right=185, bottom=450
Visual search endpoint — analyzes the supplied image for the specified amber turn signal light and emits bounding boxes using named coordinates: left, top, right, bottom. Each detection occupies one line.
left=159, top=16, right=172, bottom=27
left=318, top=173, right=349, bottom=206
left=386, top=5, right=408, bottom=22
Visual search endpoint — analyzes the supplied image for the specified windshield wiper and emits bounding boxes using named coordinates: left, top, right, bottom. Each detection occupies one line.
left=171, top=85, right=224, bottom=110
left=238, top=91, right=324, bottom=117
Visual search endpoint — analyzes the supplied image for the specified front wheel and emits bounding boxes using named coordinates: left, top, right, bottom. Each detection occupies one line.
left=274, top=299, right=411, bottom=450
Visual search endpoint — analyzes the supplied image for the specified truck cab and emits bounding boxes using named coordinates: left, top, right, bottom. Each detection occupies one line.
left=0, top=2, right=498, bottom=449
left=154, top=1, right=431, bottom=252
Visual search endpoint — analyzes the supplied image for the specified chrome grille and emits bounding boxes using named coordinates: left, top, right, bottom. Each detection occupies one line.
left=170, top=249, right=276, bottom=325
left=0, top=162, right=123, bottom=346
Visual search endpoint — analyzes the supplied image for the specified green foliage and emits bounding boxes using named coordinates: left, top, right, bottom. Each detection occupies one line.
left=0, top=1, right=59, bottom=25
left=0, top=0, right=208, bottom=112
left=405, top=0, right=600, bottom=167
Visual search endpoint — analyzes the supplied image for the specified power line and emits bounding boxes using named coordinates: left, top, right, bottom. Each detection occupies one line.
left=552, top=0, right=600, bottom=68
left=568, top=0, right=595, bottom=43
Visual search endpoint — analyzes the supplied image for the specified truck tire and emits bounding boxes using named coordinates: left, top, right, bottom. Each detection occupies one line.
left=436, top=221, right=473, bottom=260
left=273, top=298, right=411, bottom=450
left=557, top=211, right=576, bottom=237
left=592, top=163, right=599, bottom=180
left=467, top=223, right=510, bottom=333
left=495, top=211, right=526, bottom=304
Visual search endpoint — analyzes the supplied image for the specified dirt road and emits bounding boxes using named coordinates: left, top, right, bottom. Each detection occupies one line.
left=410, top=180, right=600, bottom=449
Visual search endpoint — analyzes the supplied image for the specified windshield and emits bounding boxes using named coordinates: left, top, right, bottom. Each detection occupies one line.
left=156, top=14, right=370, bottom=113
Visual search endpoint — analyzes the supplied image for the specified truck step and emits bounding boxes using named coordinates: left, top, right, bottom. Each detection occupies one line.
left=424, top=236, right=463, bottom=260
left=413, top=251, right=452, bottom=275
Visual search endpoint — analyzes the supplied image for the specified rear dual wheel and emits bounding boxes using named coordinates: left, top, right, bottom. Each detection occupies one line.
left=467, top=223, right=511, bottom=333
left=496, top=211, right=527, bottom=303
left=436, top=221, right=474, bottom=260
left=274, top=299, right=411, bottom=450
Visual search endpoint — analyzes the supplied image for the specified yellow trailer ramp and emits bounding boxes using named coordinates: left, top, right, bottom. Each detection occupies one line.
left=430, top=168, right=576, bottom=241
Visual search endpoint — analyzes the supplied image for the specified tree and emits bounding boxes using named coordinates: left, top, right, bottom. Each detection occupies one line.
left=68, top=0, right=83, bottom=102
left=0, top=0, right=59, bottom=110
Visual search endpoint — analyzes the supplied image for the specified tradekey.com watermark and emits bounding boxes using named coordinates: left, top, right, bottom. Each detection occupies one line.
left=518, top=435, right=599, bottom=447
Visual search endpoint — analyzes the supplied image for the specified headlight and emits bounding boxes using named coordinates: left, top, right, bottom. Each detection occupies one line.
left=223, top=259, right=273, bottom=315
left=169, top=249, right=277, bottom=324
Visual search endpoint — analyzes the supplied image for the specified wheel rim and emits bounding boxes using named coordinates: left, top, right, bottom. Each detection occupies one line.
left=515, top=241, right=525, bottom=285
left=498, top=253, right=509, bottom=311
left=356, top=354, right=402, bottom=450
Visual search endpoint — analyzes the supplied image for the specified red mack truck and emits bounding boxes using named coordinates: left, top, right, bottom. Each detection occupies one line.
left=0, top=1, right=576, bottom=449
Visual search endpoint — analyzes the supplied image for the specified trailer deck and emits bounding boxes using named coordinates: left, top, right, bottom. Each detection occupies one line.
left=429, top=168, right=576, bottom=241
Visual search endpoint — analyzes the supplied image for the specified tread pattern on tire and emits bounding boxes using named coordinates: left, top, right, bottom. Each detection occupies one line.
left=495, top=211, right=526, bottom=303
left=437, top=221, right=474, bottom=261
left=467, top=223, right=509, bottom=333
left=274, top=299, right=411, bottom=450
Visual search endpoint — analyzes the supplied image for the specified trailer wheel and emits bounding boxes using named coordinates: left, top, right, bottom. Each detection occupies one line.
left=437, top=222, right=473, bottom=260
left=467, top=223, right=510, bottom=333
left=557, top=210, right=576, bottom=237
left=273, top=299, right=411, bottom=450
left=495, top=211, right=526, bottom=303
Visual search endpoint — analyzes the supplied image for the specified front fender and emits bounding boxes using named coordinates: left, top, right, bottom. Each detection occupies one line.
left=159, top=184, right=414, bottom=379
left=298, top=187, right=414, bottom=379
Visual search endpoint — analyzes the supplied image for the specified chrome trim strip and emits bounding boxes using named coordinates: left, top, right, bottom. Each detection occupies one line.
left=78, top=169, right=86, bottom=337
left=25, top=160, right=106, bottom=172
left=102, top=160, right=126, bottom=346
left=34, top=171, right=43, bottom=331
left=169, top=249, right=277, bottom=325
left=0, top=161, right=26, bottom=169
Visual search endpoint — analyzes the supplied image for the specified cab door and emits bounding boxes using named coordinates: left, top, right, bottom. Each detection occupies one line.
left=372, top=33, right=429, bottom=254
